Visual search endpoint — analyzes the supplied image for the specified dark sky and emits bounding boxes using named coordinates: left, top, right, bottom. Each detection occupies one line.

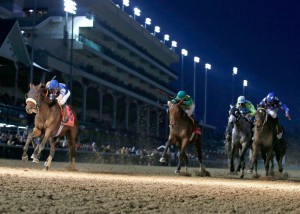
left=116, top=1, right=300, bottom=133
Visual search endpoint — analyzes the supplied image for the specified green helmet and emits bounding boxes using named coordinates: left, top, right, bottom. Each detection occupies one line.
left=237, top=96, right=246, bottom=104
left=176, top=90, right=187, bottom=99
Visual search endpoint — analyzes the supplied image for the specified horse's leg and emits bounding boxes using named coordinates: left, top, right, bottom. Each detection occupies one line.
left=247, top=146, right=254, bottom=174
left=33, top=130, right=52, bottom=163
left=251, top=143, right=260, bottom=178
left=160, top=140, right=170, bottom=163
left=229, top=142, right=236, bottom=172
left=175, top=138, right=189, bottom=174
left=22, top=128, right=42, bottom=161
left=238, top=143, right=249, bottom=179
left=265, top=149, right=273, bottom=176
left=44, top=137, right=56, bottom=171
left=68, top=130, right=77, bottom=170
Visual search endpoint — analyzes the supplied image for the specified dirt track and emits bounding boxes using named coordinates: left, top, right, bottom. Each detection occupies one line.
left=1, top=159, right=300, bottom=214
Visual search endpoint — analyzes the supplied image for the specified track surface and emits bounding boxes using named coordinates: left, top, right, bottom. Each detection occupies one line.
left=1, top=159, right=300, bottom=213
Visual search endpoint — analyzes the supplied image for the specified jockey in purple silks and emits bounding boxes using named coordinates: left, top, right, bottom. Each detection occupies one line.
left=258, top=92, right=291, bottom=139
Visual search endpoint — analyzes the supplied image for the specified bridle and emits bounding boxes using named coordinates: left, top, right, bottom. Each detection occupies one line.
left=255, top=107, right=268, bottom=130
left=228, top=107, right=242, bottom=125
left=169, top=102, right=184, bottom=129
left=25, top=85, right=43, bottom=113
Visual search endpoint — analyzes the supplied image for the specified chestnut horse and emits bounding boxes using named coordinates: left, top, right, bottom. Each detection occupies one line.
left=22, top=83, right=78, bottom=170
left=159, top=102, right=209, bottom=176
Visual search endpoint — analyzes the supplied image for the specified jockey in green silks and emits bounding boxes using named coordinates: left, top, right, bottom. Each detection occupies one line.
left=236, top=96, right=256, bottom=121
left=167, top=90, right=195, bottom=117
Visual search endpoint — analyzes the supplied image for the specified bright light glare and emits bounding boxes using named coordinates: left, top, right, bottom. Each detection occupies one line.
left=64, top=0, right=77, bottom=14
left=134, top=7, right=141, bottom=16
left=145, top=18, right=151, bottom=25
left=243, top=80, right=248, bottom=86
left=123, top=0, right=129, bottom=7
left=233, top=67, right=238, bottom=75
left=194, top=56, right=200, bottom=63
left=205, top=63, right=212, bottom=70
left=171, top=41, right=177, bottom=47
left=164, top=34, right=170, bottom=41
left=181, top=49, right=188, bottom=56
left=154, top=26, right=160, bottom=33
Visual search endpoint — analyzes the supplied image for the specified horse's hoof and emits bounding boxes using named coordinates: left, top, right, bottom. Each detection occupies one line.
left=32, top=158, right=39, bottom=163
left=45, top=166, right=49, bottom=171
left=247, top=169, right=253, bottom=174
left=174, top=170, right=180, bottom=174
left=240, top=174, right=244, bottom=179
left=22, top=156, right=28, bottom=161
left=44, top=161, right=48, bottom=167
left=30, top=154, right=34, bottom=159
left=159, top=157, right=166, bottom=163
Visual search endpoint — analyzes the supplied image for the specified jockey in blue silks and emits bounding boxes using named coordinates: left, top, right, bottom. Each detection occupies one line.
left=258, top=92, right=291, bottom=139
left=46, top=80, right=71, bottom=122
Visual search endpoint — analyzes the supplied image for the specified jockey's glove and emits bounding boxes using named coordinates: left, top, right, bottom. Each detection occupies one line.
left=285, top=113, right=291, bottom=120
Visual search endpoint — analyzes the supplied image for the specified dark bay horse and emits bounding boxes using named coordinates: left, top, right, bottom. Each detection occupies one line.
left=22, top=83, right=78, bottom=170
left=228, top=106, right=252, bottom=178
left=159, top=102, right=209, bottom=176
left=251, top=107, right=286, bottom=178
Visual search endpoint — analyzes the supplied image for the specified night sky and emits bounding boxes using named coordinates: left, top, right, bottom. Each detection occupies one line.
left=114, top=1, right=300, bottom=133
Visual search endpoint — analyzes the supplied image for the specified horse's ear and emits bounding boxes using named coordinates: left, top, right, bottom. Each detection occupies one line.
left=230, top=104, right=234, bottom=108
left=29, top=83, right=34, bottom=89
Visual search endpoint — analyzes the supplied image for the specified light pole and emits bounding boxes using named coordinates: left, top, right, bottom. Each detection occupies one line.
left=171, top=40, right=177, bottom=52
left=64, top=0, right=77, bottom=102
left=144, top=18, right=151, bottom=29
left=163, top=34, right=169, bottom=44
left=153, top=26, right=160, bottom=36
left=232, top=67, right=238, bottom=104
left=29, top=0, right=37, bottom=84
left=204, top=63, right=211, bottom=124
left=243, top=80, right=248, bottom=95
left=122, top=0, right=129, bottom=11
left=181, top=49, right=188, bottom=90
left=133, top=7, right=141, bottom=20
left=193, top=56, right=200, bottom=115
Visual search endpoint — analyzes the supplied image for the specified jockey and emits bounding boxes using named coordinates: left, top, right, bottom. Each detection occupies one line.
left=258, top=92, right=291, bottom=139
left=225, top=96, right=256, bottom=145
left=167, top=90, right=195, bottom=117
left=46, top=80, right=71, bottom=123
left=236, top=96, right=256, bottom=123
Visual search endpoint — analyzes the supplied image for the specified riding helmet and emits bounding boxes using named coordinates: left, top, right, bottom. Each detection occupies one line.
left=176, top=91, right=187, bottom=99
left=48, top=80, right=59, bottom=90
left=237, top=96, right=246, bottom=104
left=266, top=92, right=276, bottom=103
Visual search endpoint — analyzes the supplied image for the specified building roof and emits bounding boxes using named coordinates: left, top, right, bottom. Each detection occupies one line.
left=0, top=19, right=31, bottom=66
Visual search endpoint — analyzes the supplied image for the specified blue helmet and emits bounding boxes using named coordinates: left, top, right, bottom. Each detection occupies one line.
left=266, top=92, right=276, bottom=103
left=48, top=80, right=59, bottom=90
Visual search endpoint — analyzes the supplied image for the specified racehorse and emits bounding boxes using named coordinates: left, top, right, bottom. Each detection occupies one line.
left=22, top=83, right=78, bottom=170
left=228, top=106, right=252, bottom=178
left=159, top=101, right=209, bottom=176
left=251, top=107, right=286, bottom=178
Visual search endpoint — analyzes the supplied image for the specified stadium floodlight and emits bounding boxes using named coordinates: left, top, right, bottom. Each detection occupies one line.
left=145, top=18, right=151, bottom=28
left=133, top=7, right=141, bottom=20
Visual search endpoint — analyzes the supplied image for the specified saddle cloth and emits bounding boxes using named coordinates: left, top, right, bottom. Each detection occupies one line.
left=193, top=127, right=202, bottom=135
left=61, top=105, right=75, bottom=127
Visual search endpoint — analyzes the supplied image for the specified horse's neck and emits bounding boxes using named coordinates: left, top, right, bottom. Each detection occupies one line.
left=235, top=118, right=250, bottom=131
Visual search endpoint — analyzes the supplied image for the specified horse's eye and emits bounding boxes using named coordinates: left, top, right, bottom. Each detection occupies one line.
left=25, top=94, right=28, bottom=99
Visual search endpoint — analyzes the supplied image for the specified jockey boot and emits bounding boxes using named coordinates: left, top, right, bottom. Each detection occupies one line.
left=62, top=105, right=69, bottom=123
left=274, top=117, right=283, bottom=139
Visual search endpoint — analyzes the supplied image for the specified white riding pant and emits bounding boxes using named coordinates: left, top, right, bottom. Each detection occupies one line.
left=267, top=108, right=277, bottom=118
left=56, top=90, right=71, bottom=106
left=186, top=103, right=195, bottom=117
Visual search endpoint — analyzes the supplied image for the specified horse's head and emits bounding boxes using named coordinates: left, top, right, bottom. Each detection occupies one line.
left=168, top=101, right=185, bottom=128
left=25, top=83, right=47, bottom=114
left=255, top=107, right=268, bottom=127
left=228, top=105, right=242, bottom=124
